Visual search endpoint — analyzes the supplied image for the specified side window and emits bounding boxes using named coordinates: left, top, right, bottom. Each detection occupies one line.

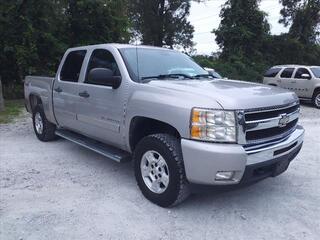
left=85, top=49, right=120, bottom=84
left=264, top=67, right=281, bottom=78
left=280, top=68, right=294, bottom=78
left=294, top=68, right=311, bottom=79
left=60, top=50, right=86, bottom=82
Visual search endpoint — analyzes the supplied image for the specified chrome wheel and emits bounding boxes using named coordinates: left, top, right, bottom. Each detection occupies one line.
left=140, top=150, right=170, bottom=194
left=34, top=112, right=43, bottom=134
left=315, top=93, right=320, bottom=107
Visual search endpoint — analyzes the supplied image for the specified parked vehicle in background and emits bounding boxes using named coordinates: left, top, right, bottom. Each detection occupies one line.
left=263, top=65, right=320, bottom=108
left=25, top=44, right=304, bottom=207
left=204, top=67, right=223, bottom=79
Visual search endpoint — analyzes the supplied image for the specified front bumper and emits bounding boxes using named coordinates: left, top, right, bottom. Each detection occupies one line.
left=181, top=125, right=304, bottom=185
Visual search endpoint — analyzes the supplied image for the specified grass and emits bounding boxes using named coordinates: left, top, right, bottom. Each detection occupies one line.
left=0, top=99, right=25, bottom=124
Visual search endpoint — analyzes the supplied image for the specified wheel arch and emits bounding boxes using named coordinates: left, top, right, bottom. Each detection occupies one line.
left=313, top=86, right=320, bottom=96
left=129, top=116, right=181, bottom=152
left=29, top=93, right=43, bottom=112
left=313, top=87, right=320, bottom=108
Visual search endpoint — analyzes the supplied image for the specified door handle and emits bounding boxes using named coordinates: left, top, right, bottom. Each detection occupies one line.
left=291, top=81, right=296, bottom=83
left=79, top=91, right=90, bottom=98
left=54, top=87, right=62, bottom=93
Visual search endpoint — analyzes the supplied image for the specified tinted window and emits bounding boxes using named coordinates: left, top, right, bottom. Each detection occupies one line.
left=294, top=68, right=311, bottom=79
left=280, top=68, right=294, bottom=78
left=60, top=50, right=86, bottom=82
left=85, top=49, right=120, bottom=83
left=311, top=67, right=320, bottom=78
left=264, top=67, right=281, bottom=77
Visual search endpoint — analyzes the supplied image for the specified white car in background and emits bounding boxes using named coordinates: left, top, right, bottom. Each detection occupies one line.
left=263, top=65, right=320, bottom=108
left=204, top=67, right=223, bottom=79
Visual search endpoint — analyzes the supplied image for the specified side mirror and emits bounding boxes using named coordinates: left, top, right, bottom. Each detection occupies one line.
left=88, top=68, right=121, bottom=89
left=301, top=73, right=311, bottom=79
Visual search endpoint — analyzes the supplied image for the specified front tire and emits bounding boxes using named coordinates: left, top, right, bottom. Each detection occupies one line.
left=32, top=105, right=57, bottom=141
left=312, top=90, right=320, bottom=109
left=133, top=134, right=190, bottom=207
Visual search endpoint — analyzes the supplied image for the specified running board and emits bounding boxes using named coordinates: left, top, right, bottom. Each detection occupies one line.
left=55, top=129, right=131, bottom=163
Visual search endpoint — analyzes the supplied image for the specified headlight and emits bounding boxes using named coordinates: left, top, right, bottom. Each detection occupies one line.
left=190, top=108, right=237, bottom=142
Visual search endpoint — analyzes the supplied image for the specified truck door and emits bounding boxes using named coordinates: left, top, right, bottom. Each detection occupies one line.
left=75, top=48, right=126, bottom=148
left=292, top=67, right=313, bottom=98
left=279, top=67, right=295, bottom=91
left=52, top=50, right=86, bottom=130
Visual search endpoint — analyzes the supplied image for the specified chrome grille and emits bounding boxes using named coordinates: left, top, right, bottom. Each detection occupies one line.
left=237, top=102, right=300, bottom=145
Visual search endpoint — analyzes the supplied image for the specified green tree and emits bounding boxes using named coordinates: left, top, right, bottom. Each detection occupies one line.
left=0, top=0, right=66, bottom=98
left=66, top=0, right=130, bottom=46
left=213, top=0, right=270, bottom=61
left=279, top=0, right=320, bottom=44
left=262, top=34, right=320, bottom=65
left=129, top=0, right=194, bottom=50
left=0, top=0, right=131, bottom=98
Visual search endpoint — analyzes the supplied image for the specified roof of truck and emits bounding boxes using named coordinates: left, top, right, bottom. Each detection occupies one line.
left=67, top=43, right=172, bottom=51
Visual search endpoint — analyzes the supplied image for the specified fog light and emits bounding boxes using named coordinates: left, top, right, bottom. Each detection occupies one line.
left=215, top=171, right=235, bottom=181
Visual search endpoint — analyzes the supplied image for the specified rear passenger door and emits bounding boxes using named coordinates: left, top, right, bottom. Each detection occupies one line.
left=279, top=67, right=295, bottom=90
left=75, top=48, right=125, bottom=148
left=53, top=50, right=86, bottom=130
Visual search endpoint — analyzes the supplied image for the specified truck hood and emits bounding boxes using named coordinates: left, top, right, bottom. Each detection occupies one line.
left=148, top=79, right=298, bottom=110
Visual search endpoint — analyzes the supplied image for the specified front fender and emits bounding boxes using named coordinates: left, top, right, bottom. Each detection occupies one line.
left=124, top=87, right=222, bottom=150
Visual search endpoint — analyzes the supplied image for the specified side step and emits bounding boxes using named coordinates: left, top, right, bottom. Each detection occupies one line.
left=55, top=129, right=131, bottom=163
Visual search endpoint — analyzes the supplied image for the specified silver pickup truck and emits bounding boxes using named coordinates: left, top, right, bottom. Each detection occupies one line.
left=24, top=44, right=304, bottom=207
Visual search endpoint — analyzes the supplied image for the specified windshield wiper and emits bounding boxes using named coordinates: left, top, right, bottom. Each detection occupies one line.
left=141, top=73, right=194, bottom=82
left=192, top=74, right=212, bottom=79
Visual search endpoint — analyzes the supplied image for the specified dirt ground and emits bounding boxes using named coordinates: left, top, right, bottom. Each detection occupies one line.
left=1, top=104, right=319, bottom=240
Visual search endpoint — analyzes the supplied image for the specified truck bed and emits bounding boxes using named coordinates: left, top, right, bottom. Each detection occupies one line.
left=24, top=75, right=56, bottom=123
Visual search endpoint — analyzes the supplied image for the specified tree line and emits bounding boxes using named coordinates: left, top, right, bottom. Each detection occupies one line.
left=195, top=0, right=320, bottom=81
left=0, top=0, right=319, bottom=99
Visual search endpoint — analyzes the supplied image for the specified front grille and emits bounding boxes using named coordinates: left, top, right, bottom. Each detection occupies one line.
left=246, top=119, right=298, bottom=141
left=241, top=102, right=300, bottom=144
left=245, top=104, right=299, bottom=121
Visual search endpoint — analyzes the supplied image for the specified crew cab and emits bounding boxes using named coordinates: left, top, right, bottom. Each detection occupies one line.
left=24, top=44, right=304, bottom=207
left=263, top=65, right=320, bottom=108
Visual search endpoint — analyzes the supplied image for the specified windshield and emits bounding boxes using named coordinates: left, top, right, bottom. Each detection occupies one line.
left=311, top=67, right=320, bottom=78
left=119, top=47, right=208, bottom=82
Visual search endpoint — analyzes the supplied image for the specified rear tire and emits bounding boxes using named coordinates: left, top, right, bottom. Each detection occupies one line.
left=312, top=90, right=320, bottom=109
left=32, top=105, right=57, bottom=141
left=133, top=134, right=190, bottom=207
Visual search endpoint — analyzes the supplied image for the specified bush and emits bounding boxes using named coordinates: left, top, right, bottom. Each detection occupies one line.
left=193, top=35, right=320, bottom=83
left=193, top=55, right=268, bottom=83
left=3, top=84, right=24, bottom=100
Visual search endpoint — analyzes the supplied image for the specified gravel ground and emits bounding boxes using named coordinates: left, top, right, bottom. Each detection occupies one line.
left=0, top=104, right=319, bottom=240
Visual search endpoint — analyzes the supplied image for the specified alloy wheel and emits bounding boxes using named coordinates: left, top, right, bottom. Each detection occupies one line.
left=140, top=150, right=170, bottom=194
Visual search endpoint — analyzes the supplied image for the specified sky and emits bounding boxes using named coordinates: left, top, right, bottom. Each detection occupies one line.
left=189, top=0, right=289, bottom=55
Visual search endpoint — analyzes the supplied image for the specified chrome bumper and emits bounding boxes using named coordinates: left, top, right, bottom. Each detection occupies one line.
left=181, top=125, right=304, bottom=185
left=245, top=125, right=304, bottom=165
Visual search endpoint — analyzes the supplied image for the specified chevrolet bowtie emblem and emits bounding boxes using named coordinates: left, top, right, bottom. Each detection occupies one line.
left=278, top=113, right=290, bottom=128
